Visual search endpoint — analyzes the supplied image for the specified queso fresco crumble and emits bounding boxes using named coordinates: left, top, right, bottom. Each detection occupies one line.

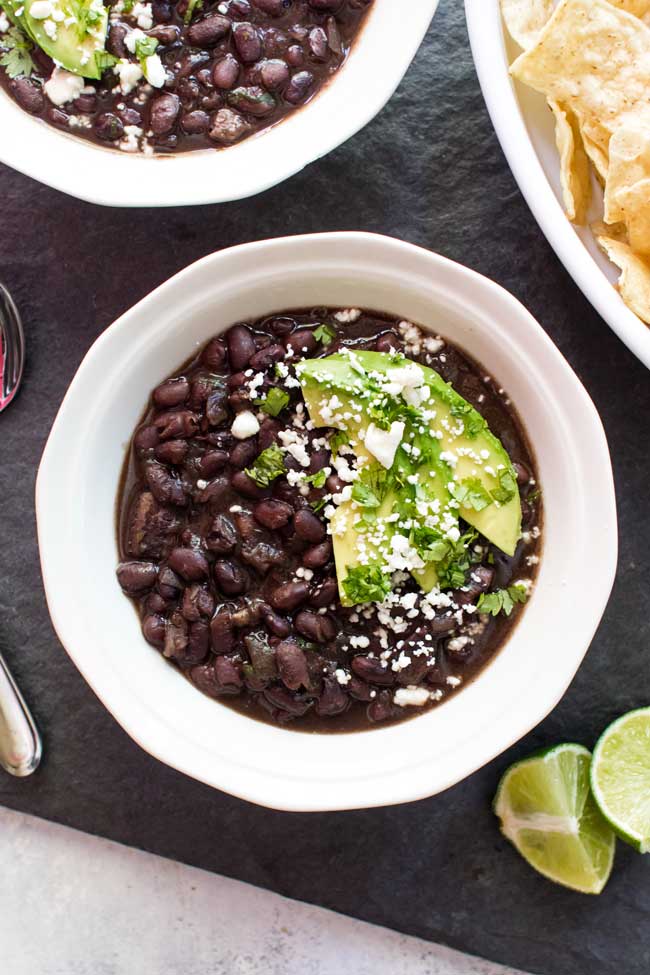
left=116, top=309, right=542, bottom=733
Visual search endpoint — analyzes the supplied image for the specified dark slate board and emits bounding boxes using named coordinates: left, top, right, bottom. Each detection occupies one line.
left=1, top=2, right=649, bottom=973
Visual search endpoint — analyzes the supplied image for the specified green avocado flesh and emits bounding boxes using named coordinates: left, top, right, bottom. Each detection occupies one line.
left=297, top=350, right=522, bottom=606
left=4, top=0, right=109, bottom=79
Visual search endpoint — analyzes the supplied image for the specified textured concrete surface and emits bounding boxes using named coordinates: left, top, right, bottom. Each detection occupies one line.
left=1, top=807, right=524, bottom=975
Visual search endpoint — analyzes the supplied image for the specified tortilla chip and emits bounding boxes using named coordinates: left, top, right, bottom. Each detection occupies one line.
left=604, top=109, right=650, bottom=223
left=580, top=124, right=609, bottom=183
left=615, top=0, right=650, bottom=16
left=617, top=179, right=650, bottom=255
left=511, top=0, right=650, bottom=144
left=597, top=234, right=650, bottom=323
left=548, top=99, right=591, bottom=222
left=500, top=0, right=555, bottom=48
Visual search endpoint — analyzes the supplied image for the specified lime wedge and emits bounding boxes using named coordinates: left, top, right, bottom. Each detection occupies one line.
left=494, top=743, right=615, bottom=894
left=590, top=707, right=650, bottom=853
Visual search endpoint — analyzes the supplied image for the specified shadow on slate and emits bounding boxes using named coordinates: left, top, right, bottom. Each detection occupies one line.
left=1, top=2, right=649, bottom=973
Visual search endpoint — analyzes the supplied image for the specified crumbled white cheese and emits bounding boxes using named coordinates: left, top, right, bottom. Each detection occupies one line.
left=119, top=123, right=143, bottom=152
left=44, top=68, right=84, bottom=106
left=144, top=52, right=166, bottom=87
left=114, top=59, right=143, bottom=95
left=132, top=0, right=153, bottom=27
left=231, top=411, right=260, bottom=440
left=394, top=687, right=431, bottom=708
left=0, top=10, right=9, bottom=29
left=29, top=0, right=53, bottom=17
left=125, top=26, right=147, bottom=52
left=334, top=308, right=361, bottom=324
left=334, top=669, right=351, bottom=686
left=364, top=421, right=405, bottom=469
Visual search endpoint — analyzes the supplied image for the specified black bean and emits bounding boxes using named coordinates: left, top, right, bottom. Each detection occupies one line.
left=142, top=614, right=166, bottom=648
left=231, top=470, right=266, bottom=498
left=214, top=559, right=249, bottom=595
left=315, top=677, right=349, bottom=716
left=227, top=84, right=276, bottom=116
left=249, top=343, right=285, bottom=371
left=210, top=607, right=235, bottom=653
left=206, top=387, right=229, bottom=426
left=294, top=508, right=326, bottom=542
left=325, top=474, right=345, bottom=495
left=231, top=438, right=259, bottom=468
left=232, top=21, right=262, bottom=62
left=168, top=546, right=210, bottom=581
left=286, top=44, right=304, bottom=67
left=163, top=611, right=189, bottom=659
left=214, top=655, right=243, bottom=689
left=74, top=93, right=97, bottom=113
left=153, top=378, right=189, bottom=410
left=201, top=337, right=227, bottom=369
left=302, top=541, right=332, bottom=569
left=394, top=655, right=428, bottom=687
left=514, top=461, right=531, bottom=485
left=226, top=324, right=256, bottom=370
left=152, top=0, right=172, bottom=21
left=261, top=607, right=291, bottom=638
left=154, top=439, right=189, bottom=465
left=308, top=0, right=343, bottom=8
left=10, top=77, right=44, bottom=114
left=295, top=610, right=336, bottom=643
left=195, top=476, right=229, bottom=505
left=197, top=450, right=228, bottom=476
left=191, top=661, right=239, bottom=697
left=254, top=499, right=293, bottom=529
left=309, top=577, right=337, bottom=607
left=325, top=15, right=341, bottom=53
left=351, top=655, right=394, bottom=686
left=284, top=328, right=317, bottom=356
left=229, top=0, right=251, bottom=14
left=308, top=449, right=329, bottom=475
left=260, top=58, right=289, bottom=90
left=157, top=565, right=183, bottom=599
left=284, top=70, right=314, bottom=104
left=251, top=0, right=284, bottom=13
left=150, top=93, right=180, bottom=135
left=454, top=566, right=495, bottom=606
left=208, top=107, right=251, bottom=143
left=263, top=686, right=311, bottom=716
left=145, top=592, right=168, bottom=614
left=233, top=510, right=259, bottom=540
left=181, top=583, right=215, bottom=621
left=266, top=315, right=296, bottom=336
left=244, top=630, right=277, bottom=679
left=181, top=109, right=211, bottom=134
left=135, top=424, right=160, bottom=451
left=269, top=580, right=309, bottom=612
left=148, top=23, right=179, bottom=44
left=116, top=561, right=158, bottom=594
left=367, top=690, right=396, bottom=723
left=181, top=620, right=210, bottom=667
left=258, top=418, right=281, bottom=450
left=145, top=461, right=187, bottom=506
left=127, top=492, right=181, bottom=559
left=153, top=410, right=199, bottom=440
left=375, top=332, right=400, bottom=353
left=241, top=540, right=285, bottom=575
left=276, top=641, right=310, bottom=690
left=107, top=23, right=128, bottom=58
left=95, top=112, right=124, bottom=141
left=187, top=13, right=231, bottom=46
left=213, top=53, right=240, bottom=89
left=445, top=636, right=474, bottom=661
left=230, top=597, right=265, bottom=627
left=205, top=514, right=237, bottom=553
left=308, top=26, right=328, bottom=60
left=348, top=676, right=373, bottom=702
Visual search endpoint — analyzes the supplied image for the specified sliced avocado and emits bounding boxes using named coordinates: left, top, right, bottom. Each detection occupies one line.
left=22, top=0, right=109, bottom=79
left=299, top=351, right=521, bottom=557
left=0, top=0, right=25, bottom=27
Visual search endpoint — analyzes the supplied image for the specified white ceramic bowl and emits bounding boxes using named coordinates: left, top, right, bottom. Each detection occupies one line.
left=465, top=0, right=650, bottom=371
left=36, top=231, right=617, bottom=811
left=1, top=2, right=439, bottom=207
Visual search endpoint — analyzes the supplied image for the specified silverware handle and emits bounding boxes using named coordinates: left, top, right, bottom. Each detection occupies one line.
left=0, top=653, right=42, bottom=776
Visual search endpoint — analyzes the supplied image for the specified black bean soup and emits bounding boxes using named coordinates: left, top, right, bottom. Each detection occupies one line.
left=0, top=0, right=373, bottom=154
left=116, top=310, right=542, bottom=732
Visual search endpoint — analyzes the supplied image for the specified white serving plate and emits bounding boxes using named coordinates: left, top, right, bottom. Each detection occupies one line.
left=36, top=232, right=617, bottom=811
left=0, top=1, right=439, bottom=207
left=465, top=0, right=650, bottom=370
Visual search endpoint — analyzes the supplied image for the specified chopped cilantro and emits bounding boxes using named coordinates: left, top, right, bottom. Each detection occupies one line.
left=491, top=469, right=517, bottom=505
left=306, top=469, right=327, bottom=489
left=436, top=528, right=478, bottom=590
left=450, top=477, right=493, bottom=512
left=412, top=526, right=450, bottom=564
left=245, top=444, right=286, bottom=487
left=256, top=386, right=290, bottom=417
left=527, top=487, right=541, bottom=504
left=0, top=26, right=34, bottom=79
left=329, top=429, right=349, bottom=458
left=313, top=323, right=337, bottom=346
left=351, top=466, right=387, bottom=509
left=135, top=35, right=159, bottom=60
left=478, top=584, right=529, bottom=617
left=95, top=51, right=118, bottom=72
left=342, top=565, right=391, bottom=605
left=121, top=0, right=136, bottom=10
left=450, top=400, right=485, bottom=438
left=310, top=497, right=327, bottom=513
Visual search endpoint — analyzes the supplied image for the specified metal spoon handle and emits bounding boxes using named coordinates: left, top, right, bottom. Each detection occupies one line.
left=0, top=281, right=25, bottom=410
left=0, top=652, right=42, bottom=776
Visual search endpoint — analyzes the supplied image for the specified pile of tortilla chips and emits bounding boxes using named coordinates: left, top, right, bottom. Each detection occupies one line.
left=502, top=0, right=650, bottom=324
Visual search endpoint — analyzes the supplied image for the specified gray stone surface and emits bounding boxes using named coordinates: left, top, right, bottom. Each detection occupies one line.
left=0, top=1, right=649, bottom=974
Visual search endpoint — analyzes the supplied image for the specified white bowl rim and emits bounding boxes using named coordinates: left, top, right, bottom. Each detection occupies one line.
left=464, top=0, right=650, bottom=371
left=36, top=231, right=618, bottom=811
left=0, top=2, right=439, bottom=207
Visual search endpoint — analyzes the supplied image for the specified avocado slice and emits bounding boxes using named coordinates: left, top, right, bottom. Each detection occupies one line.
left=22, top=0, right=109, bottom=79
left=298, top=350, right=521, bottom=603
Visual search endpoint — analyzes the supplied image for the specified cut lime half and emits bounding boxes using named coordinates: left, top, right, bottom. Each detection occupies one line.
left=494, top=743, right=615, bottom=894
left=591, top=707, right=650, bottom=853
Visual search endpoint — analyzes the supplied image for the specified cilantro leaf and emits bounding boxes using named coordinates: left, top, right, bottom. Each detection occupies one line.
left=342, top=565, right=391, bottom=605
left=256, top=386, right=289, bottom=417
left=491, top=468, right=517, bottom=505
left=450, top=477, right=493, bottom=512
left=135, top=35, right=159, bottom=60
left=306, top=469, right=327, bottom=489
left=184, top=0, right=203, bottom=24
left=313, top=323, right=337, bottom=346
left=436, top=528, right=478, bottom=590
left=329, top=429, right=349, bottom=458
left=95, top=51, right=118, bottom=72
left=478, top=584, right=529, bottom=617
left=450, top=400, right=485, bottom=438
left=0, top=26, right=34, bottom=79
left=245, top=444, right=286, bottom=487
left=351, top=466, right=387, bottom=509
left=527, top=487, right=541, bottom=504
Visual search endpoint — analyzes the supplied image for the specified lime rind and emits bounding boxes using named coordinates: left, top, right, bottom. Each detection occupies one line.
left=495, top=743, right=616, bottom=894
left=590, top=707, right=650, bottom=854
